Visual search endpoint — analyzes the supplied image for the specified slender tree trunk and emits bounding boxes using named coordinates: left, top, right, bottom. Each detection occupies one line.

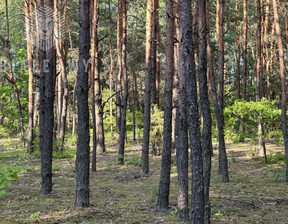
left=172, top=0, right=180, bottom=151
left=33, top=0, right=41, bottom=129
left=5, top=0, right=25, bottom=146
left=235, top=0, right=240, bottom=99
left=243, top=0, right=248, bottom=100
left=198, top=1, right=212, bottom=223
left=155, top=0, right=160, bottom=106
left=25, top=0, right=34, bottom=153
left=180, top=0, right=205, bottom=222
left=156, top=0, right=174, bottom=212
left=54, top=0, right=68, bottom=151
left=272, top=0, right=288, bottom=182
left=141, top=0, right=154, bottom=174
left=36, top=0, right=56, bottom=195
left=116, top=0, right=123, bottom=142
left=268, top=22, right=275, bottom=101
left=257, top=0, right=267, bottom=161
left=175, top=0, right=188, bottom=220
left=109, top=0, right=114, bottom=137
left=216, top=0, right=229, bottom=183
left=91, top=0, right=97, bottom=171
left=118, top=0, right=128, bottom=164
left=75, top=0, right=90, bottom=207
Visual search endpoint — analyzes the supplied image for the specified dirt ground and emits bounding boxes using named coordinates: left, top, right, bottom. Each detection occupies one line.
left=1, top=139, right=288, bottom=223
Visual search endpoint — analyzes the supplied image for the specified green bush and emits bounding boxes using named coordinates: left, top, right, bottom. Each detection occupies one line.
left=150, top=105, right=164, bottom=156
left=0, top=165, right=20, bottom=195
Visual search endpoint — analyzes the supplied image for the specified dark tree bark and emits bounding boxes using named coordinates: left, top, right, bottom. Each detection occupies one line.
left=272, top=0, right=288, bottom=182
left=118, top=0, right=128, bottom=164
left=242, top=0, right=248, bottom=100
left=172, top=0, right=180, bottom=151
left=25, top=0, right=34, bottom=153
left=91, top=0, right=97, bottom=172
left=257, top=0, right=267, bottom=161
left=155, top=0, right=160, bottom=106
left=75, top=0, right=90, bottom=207
left=216, top=0, right=229, bottom=183
left=116, top=0, right=123, bottom=142
left=235, top=0, right=240, bottom=99
left=179, top=0, right=205, bottom=223
left=36, top=0, right=56, bottom=195
left=198, top=1, right=212, bottom=223
left=175, top=0, right=188, bottom=220
left=151, top=0, right=157, bottom=105
left=93, top=1, right=105, bottom=155
left=54, top=0, right=68, bottom=151
left=156, top=0, right=174, bottom=212
left=141, top=0, right=154, bottom=174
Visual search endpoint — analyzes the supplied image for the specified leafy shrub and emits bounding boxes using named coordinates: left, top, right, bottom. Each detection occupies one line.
left=0, top=165, right=19, bottom=195
left=125, top=155, right=141, bottom=167
left=150, top=105, right=164, bottom=156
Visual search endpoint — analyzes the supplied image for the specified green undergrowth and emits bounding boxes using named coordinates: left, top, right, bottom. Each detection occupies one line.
left=1, top=140, right=288, bottom=223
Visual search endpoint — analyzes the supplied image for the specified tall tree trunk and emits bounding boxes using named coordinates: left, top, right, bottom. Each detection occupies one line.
left=91, top=0, right=97, bottom=172
left=272, top=0, right=288, bottom=182
left=54, top=0, right=68, bottom=151
left=75, top=0, right=90, bottom=207
left=243, top=0, right=248, bottom=100
left=108, top=0, right=114, bottom=137
left=257, top=0, right=267, bottom=161
left=94, top=10, right=105, bottom=155
left=175, top=0, right=188, bottom=220
left=156, top=0, right=174, bottom=212
left=268, top=22, right=275, bottom=101
left=33, top=0, right=41, bottom=129
left=198, top=1, right=212, bottom=223
left=5, top=0, right=25, bottom=146
left=155, top=0, right=160, bottom=106
left=216, top=0, right=229, bottom=183
left=116, top=0, right=123, bottom=142
left=141, top=0, right=154, bottom=174
left=180, top=0, right=205, bottom=222
left=37, top=0, right=56, bottom=195
left=151, top=0, right=157, bottom=105
left=172, top=0, right=180, bottom=151
left=25, top=0, right=34, bottom=153
left=235, top=0, right=240, bottom=99
left=118, top=0, right=128, bottom=164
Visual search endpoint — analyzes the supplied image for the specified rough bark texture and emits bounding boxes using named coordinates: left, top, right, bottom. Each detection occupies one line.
left=216, top=0, right=229, bottom=183
left=180, top=0, right=205, bottom=223
left=141, top=0, right=153, bottom=174
left=175, top=0, right=188, bottom=220
left=91, top=0, right=97, bottom=172
left=155, top=0, right=160, bottom=106
left=118, top=0, right=128, bottom=164
left=235, top=0, right=240, bottom=99
left=172, top=0, right=180, bottom=151
left=272, top=0, right=288, bottom=182
left=25, top=0, right=34, bottom=153
left=116, top=0, right=122, bottom=142
left=156, top=0, right=174, bottom=212
left=242, top=0, right=248, bottom=100
left=257, top=0, right=267, bottom=160
left=198, top=1, right=212, bottom=223
left=75, top=0, right=90, bottom=207
left=36, top=0, right=56, bottom=195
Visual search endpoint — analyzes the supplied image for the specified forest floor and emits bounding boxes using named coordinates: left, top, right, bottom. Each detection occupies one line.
left=1, top=138, right=288, bottom=224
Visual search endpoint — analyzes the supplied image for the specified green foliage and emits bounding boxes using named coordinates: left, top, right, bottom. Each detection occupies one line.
left=0, top=164, right=20, bottom=195
left=124, top=155, right=141, bottom=167
left=150, top=105, right=164, bottom=156
left=30, top=211, right=41, bottom=219
left=266, top=152, right=285, bottom=166
left=224, top=98, right=282, bottom=143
